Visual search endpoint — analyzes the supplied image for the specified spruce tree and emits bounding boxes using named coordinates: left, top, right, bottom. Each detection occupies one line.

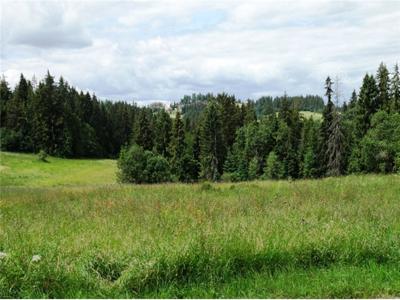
left=0, top=76, right=12, bottom=127
left=133, top=108, right=154, bottom=151
left=200, top=100, right=224, bottom=181
left=390, top=63, right=400, bottom=112
left=326, top=111, right=345, bottom=176
left=169, top=111, right=186, bottom=177
left=376, top=62, right=391, bottom=112
left=317, top=76, right=335, bottom=176
left=358, top=74, right=379, bottom=135
left=216, top=93, right=241, bottom=157
left=349, top=90, right=357, bottom=109
left=154, top=109, right=172, bottom=157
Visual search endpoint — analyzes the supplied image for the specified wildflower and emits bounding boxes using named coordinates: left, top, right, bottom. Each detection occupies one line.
left=31, top=254, right=41, bottom=262
left=0, top=251, right=7, bottom=259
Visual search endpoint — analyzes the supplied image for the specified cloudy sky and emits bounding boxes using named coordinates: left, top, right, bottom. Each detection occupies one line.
left=1, top=0, right=399, bottom=104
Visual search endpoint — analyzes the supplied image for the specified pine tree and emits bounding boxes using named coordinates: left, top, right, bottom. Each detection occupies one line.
left=200, top=101, right=224, bottom=181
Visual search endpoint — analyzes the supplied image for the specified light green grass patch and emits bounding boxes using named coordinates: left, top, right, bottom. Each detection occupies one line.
left=0, top=152, right=116, bottom=187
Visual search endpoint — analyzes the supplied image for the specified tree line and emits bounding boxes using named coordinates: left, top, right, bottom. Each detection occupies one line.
left=1, top=73, right=138, bottom=157
left=1, top=62, right=400, bottom=183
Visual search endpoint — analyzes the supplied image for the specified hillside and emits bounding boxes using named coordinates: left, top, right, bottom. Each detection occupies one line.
left=0, top=152, right=116, bottom=187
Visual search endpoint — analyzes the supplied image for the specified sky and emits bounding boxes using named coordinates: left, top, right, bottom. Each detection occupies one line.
left=1, top=0, right=400, bottom=105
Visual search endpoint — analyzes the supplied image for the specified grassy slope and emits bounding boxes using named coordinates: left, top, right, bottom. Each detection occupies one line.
left=300, top=110, right=323, bottom=120
left=1, top=152, right=400, bottom=298
left=0, top=152, right=116, bottom=187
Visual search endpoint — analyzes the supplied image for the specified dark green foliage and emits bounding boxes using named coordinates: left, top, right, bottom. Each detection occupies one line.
left=349, top=90, right=357, bottom=109
left=0, top=77, right=12, bottom=127
left=133, top=108, right=154, bottom=151
left=117, top=144, right=147, bottom=183
left=357, top=73, right=379, bottom=135
left=326, top=111, right=345, bottom=176
left=170, top=111, right=186, bottom=173
left=154, top=110, right=172, bottom=157
left=117, top=144, right=171, bottom=184
left=350, top=111, right=400, bottom=173
left=241, top=100, right=257, bottom=125
left=216, top=93, right=241, bottom=149
left=145, top=153, right=172, bottom=183
left=177, top=153, right=200, bottom=182
left=200, top=101, right=224, bottom=181
left=255, top=95, right=324, bottom=117
left=376, top=62, right=390, bottom=112
left=318, top=79, right=335, bottom=176
left=390, top=63, right=400, bottom=112
left=179, top=93, right=212, bottom=130
left=300, top=118, right=319, bottom=178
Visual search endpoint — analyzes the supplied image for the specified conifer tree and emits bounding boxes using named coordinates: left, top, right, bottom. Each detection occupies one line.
left=200, top=100, right=224, bottom=181
left=154, top=109, right=172, bottom=157
left=349, top=90, right=357, bottom=109
left=169, top=111, right=186, bottom=176
left=0, top=77, right=12, bottom=127
left=133, top=108, right=154, bottom=150
left=326, top=111, right=345, bottom=176
left=390, top=63, right=400, bottom=112
left=358, top=74, right=379, bottom=135
left=317, top=76, right=335, bottom=176
left=376, top=62, right=391, bottom=112
left=241, top=100, right=257, bottom=125
left=216, top=93, right=241, bottom=157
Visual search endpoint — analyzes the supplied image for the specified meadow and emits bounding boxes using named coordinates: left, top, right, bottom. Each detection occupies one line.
left=0, top=152, right=400, bottom=298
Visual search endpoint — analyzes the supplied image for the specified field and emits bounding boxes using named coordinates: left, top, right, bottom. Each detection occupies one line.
left=1, top=152, right=400, bottom=298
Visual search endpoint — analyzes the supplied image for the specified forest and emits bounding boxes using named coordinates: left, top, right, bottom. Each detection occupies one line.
left=1, top=62, right=399, bottom=183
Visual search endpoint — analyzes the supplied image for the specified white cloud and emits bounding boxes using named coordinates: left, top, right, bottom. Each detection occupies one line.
left=1, top=0, right=399, bottom=103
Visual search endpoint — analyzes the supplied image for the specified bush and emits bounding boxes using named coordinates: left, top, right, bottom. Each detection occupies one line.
left=117, top=144, right=171, bottom=184
left=117, top=145, right=147, bottom=183
left=37, top=150, right=48, bottom=162
left=145, top=154, right=172, bottom=183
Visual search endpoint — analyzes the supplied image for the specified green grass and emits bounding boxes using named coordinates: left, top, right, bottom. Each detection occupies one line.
left=1, top=152, right=400, bottom=298
left=300, top=110, right=323, bottom=120
left=0, top=152, right=116, bottom=187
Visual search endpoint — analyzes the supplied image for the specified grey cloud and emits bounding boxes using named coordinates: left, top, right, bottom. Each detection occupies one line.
left=11, top=28, right=92, bottom=49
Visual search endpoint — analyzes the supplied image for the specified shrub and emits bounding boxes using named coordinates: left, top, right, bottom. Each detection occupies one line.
left=117, top=144, right=171, bottom=184
left=145, top=154, right=172, bottom=183
left=117, top=145, right=147, bottom=183
left=37, top=150, right=48, bottom=162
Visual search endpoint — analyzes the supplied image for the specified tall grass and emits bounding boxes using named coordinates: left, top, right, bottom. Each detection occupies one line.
left=1, top=171, right=400, bottom=297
